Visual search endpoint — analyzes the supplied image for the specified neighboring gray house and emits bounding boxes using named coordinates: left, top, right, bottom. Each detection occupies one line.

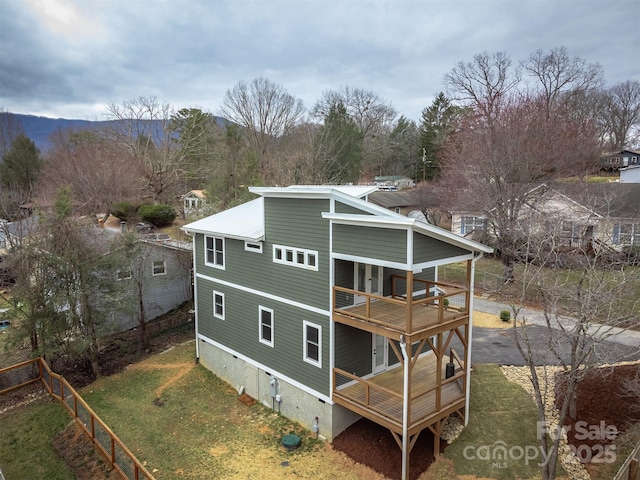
left=600, top=150, right=640, bottom=172
left=107, top=236, right=192, bottom=333
left=182, top=185, right=492, bottom=478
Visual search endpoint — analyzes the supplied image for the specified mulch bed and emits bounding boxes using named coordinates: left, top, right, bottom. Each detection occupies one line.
left=332, top=417, right=447, bottom=480
left=555, top=363, right=640, bottom=474
left=556, top=364, right=640, bottom=446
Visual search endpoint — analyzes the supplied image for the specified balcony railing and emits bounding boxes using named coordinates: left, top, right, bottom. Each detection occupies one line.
left=333, top=277, right=469, bottom=336
left=333, top=350, right=466, bottom=431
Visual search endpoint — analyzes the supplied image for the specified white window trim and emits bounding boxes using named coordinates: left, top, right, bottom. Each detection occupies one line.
left=205, top=236, right=225, bottom=270
left=303, top=320, right=322, bottom=368
left=244, top=241, right=263, bottom=253
left=273, top=244, right=318, bottom=271
left=213, top=291, right=225, bottom=320
left=152, top=260, right=166, bottom=276
left=258, top=306, right=274, bottom=347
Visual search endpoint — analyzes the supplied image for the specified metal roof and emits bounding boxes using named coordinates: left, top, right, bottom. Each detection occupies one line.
left=181, top=198, right=264, bottom=241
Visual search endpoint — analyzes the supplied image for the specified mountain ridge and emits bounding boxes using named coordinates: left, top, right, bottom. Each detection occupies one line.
left=3, top=113, right=229, bottom=152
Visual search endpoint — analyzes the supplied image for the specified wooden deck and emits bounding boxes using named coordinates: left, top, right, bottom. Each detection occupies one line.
left=333, top=352, right=465, bottom=435
left=334, top=294, right=468, bottom=337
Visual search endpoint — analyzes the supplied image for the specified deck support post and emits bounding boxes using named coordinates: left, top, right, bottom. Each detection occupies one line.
left=406, top=270, right=413, bottom=333
left=400, top=335, right=410, bottom=480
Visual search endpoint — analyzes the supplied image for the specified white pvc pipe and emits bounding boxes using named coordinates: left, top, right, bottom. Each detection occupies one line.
left=399, top=335, right=409, bottom=480
left=465, top=252, right=483, bottom=425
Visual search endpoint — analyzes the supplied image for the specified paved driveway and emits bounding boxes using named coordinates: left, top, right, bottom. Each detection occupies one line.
left=457, top=297, right=640, bottom=366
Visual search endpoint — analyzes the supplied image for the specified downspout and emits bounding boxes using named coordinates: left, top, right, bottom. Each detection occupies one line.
left=399, top=334, right=409, bottom=480
left=465, top=252, right=483, bottom=425
left=185, top=230, right=199, bottom=361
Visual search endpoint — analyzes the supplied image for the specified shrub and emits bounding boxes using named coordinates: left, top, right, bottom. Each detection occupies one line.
left=112, top=200, right=139, bottom=222
left=138, top=204, right=177, bottom=228
left=443, top=298, right=450, bottom=308
left=500, top=310, right=511, bottom=322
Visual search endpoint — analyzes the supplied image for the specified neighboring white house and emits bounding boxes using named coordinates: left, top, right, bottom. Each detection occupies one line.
left=450, top=183, right=640, bottom=251
left=182, top=190, right=207, bottom=217
left=620, top=165, right=640, bottom=184
left=373, top=176, right=414, bottom=191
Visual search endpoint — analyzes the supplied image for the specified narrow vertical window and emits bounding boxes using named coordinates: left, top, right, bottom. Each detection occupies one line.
left=213, top=291, right=225, bottom=320
left=259, top=306, right=274, bottom=347
left=303, top=321, right=321, bottom=367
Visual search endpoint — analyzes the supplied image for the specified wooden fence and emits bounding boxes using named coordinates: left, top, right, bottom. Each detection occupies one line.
left=615, top=438, right=640, bottom=480
left=0, top=358, right=155, bottom=480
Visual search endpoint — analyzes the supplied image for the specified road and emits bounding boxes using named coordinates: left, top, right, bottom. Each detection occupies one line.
left=462, top=297, right=640, bottom=366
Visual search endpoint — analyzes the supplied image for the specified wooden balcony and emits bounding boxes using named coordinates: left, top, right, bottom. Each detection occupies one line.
left=333, top=276, right=469, bottom=340
left=333, top=350, right=466, bottom=436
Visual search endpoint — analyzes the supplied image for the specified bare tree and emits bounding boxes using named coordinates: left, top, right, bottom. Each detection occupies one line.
left=444, top=51, right=521, bottom=128
left=219, top=77, right=306, bottom=177
left=441, top=93, right=600, bottom=281
left=524, top=46, right=604, bottom=114
left=103, top=96, right=186, bottom=203
left=40, top=128, right=141, bottom=219
left=4, top=187, right=119, bottom=376
left=412, top=181, right=450, bottom=227
left=312, top=86, right=397, bottom=139
left=510, top=202, right=640, bottom=480
left=600, top=80, right=640, bottom=149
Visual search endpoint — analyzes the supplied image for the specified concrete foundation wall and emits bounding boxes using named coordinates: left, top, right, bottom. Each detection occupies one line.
left=198, top=339, right=360, bottom=441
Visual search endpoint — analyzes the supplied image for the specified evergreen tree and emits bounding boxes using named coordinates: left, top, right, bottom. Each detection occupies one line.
left=0, top=134, right=42, bottom=194
left=419, top=93, right=464, bottom=180
left=315, top=101, right=364, bottom=184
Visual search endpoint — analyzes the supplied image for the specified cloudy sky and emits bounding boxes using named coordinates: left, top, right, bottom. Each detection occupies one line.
left=1, top=0, right=638, bottom=123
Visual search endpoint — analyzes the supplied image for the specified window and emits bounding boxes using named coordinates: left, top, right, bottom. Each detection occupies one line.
left=303, top=321, right=321, bottom=367
left=213, top=291, right=225, bottom=319
left=273, top=244, right=319, bottom=271
left=117, top=269, right=132, bottom=280
left=614, top=223, right=640, bottom=245
left=152, top=260, right=166, bottom=276
left=259, top=307, right=274, bottom=347
left=244, top=241, right=263, bottom=253
left=205, top=236, right=224, bottom=269
left=461, top=216, right=487, bottom=235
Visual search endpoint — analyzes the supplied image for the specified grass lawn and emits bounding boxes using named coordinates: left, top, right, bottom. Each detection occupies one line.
left=2, top=344, right=562, bottom=479
left=0, top=399, right=75, bottom=479
left=445, top=364, right=549, bottom=480
left=79, top=341, right=373, bottom=479
left=441, top=258, right=640, bottom=318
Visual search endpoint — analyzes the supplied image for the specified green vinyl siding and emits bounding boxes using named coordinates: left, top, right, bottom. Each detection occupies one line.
left=333, top=224, right=407, bottom=264
left=197, top=278, right=330, bottom=395
left=334, top=201, right=373, bottom=215
left=413, top=231, right=468, bottom=263
left=193, top=197, right=331, bottom=310
left=335, top=323, right=373, bottom=377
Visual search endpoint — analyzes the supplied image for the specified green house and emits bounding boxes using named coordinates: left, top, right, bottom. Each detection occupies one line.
left=182, top=185, right=492, bottom=476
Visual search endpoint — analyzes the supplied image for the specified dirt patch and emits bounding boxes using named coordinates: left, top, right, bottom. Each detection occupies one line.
left=333, top=417, right=447, bottom=480
left=473, top=311, right=510, bottom=329
left=238, top=392, right=257, bottom=406
left=126, top=360, right=194, bottom=399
